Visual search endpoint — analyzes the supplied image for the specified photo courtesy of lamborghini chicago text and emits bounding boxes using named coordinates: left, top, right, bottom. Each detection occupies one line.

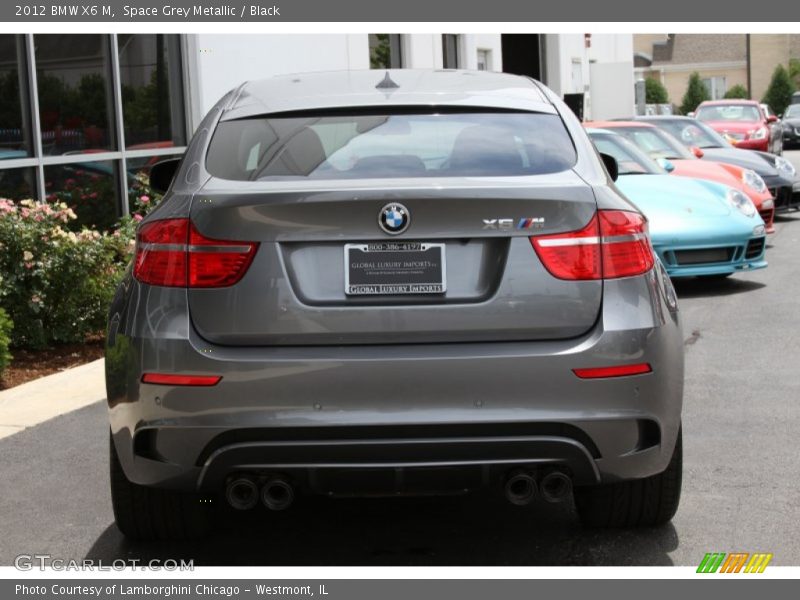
left=0, top=0, right=798, bottom=597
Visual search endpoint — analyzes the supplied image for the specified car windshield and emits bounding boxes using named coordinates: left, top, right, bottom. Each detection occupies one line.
left=696, top=104, right=762, bottom=123
left=588, top=132, right=664, bottom=175
left=608, top=127, right=694, bottom=161
left=784, top=105, right=800, bottom=118
left=206, top=111, right=578, bottom=181
left=645, top=119, right=730, bottom=149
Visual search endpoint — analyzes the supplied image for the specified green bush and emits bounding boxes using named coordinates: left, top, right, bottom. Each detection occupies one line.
left=724, top=84, right=749, bottom=99
left=762, top=64, right=796, bottom=117
left=680, top=72, right=710, bottom=115
left=0, top=306, right=12, bottom=378
left=645, top=77, right=669, bottom=104
left=0, top=198, right=136, bottom=349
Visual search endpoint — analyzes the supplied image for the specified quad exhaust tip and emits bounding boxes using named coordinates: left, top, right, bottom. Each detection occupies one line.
left=261, top=478, right=295, bottom=511
left=504, top=470, right=538, bottom=506
left=225, top=476, right=259, bottom=510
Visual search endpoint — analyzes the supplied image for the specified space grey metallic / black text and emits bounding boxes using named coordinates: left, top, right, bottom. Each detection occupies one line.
left=105, top=69, right=684, bottom=540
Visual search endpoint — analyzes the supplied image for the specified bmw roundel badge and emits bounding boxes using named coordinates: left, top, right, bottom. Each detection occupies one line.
left=378, top=203, right=410, bottom=235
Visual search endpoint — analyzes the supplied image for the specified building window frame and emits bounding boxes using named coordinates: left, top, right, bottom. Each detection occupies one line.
left=0, top=33, right=189, bottom=220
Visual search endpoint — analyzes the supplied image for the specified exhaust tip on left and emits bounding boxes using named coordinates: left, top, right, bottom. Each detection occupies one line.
left=225, top=476, right=259, bottom=510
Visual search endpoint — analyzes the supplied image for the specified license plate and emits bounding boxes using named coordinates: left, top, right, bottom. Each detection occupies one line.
left=345, top=242, right=446, bottom=295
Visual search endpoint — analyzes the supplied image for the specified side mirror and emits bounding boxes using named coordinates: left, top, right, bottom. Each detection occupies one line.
left=767, top=115, right=778, bottom=123
left=690, top=146, right=705, bottom=158
left=148, top=157, right=182, bottom=194
left=656, top=158, right=676, bottom=173
left=599, top=152, right=618, bottom=181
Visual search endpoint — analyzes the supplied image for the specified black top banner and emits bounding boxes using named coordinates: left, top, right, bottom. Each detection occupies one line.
left=3, top=0, right=800, bottom=22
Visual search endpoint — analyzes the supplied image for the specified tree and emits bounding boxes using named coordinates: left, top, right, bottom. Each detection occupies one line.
left=680, top=72, right=710, bottom=115
left=645, top=77, right=669, bottom=104
left=724, top=84, right=749, bottom=99
left=789, top=58, right=800, bottom=89
left=762, top=64, right=796, bottom=116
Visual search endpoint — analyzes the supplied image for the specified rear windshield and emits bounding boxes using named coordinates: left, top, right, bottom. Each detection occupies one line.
left=205, top=111, right=577, bottom=181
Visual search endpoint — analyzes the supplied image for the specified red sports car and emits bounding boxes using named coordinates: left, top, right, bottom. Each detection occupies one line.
left=586, top=121, right=775, bottom=232
left=694, top=100, right=783, bottom=154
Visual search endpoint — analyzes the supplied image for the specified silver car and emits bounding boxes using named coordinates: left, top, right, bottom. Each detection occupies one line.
left=106, top=70, right=684, bottom=540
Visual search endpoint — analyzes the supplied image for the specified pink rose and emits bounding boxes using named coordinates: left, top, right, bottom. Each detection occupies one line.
left=133, top=214, right=143, bottom=222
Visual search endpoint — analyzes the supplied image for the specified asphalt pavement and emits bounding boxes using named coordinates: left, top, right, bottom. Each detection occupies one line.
left=1, top=153, right=799, bottom=567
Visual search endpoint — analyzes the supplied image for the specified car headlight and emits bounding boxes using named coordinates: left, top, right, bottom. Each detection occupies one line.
left=727, top=189, right=757, bottom=217
left=741, top=169, right=767, bottom=194
left=775, top=156, right=797, bottom=179
left=750, top=127, right=768, bottom=140
left=761, top=198, right=774, bottom=210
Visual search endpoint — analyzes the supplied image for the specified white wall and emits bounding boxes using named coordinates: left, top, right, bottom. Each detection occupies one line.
left=461, top=34, right=502, bottom=71
left=185, top=34, right=369, bottom=128
left=543, top=33, right=634, bottom=120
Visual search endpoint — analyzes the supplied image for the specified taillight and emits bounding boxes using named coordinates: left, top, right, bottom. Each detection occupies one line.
left=531, top=210, right=654, bottom=280
left=142, top=373, right=222, bottom=386
left=134, top=218, right=258, bottom=288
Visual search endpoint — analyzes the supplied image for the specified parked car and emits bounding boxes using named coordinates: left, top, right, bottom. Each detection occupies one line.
left=695, top=100, right=783, bottom=155
left=635, top=116, right=800, bottom=211
left=587, top=128, right=767, bottom=278
left=106, top=70, right=685, bottom=540
left=586, top=121, right=775, bottom=232
left=781, top=104, right=800, bottom=150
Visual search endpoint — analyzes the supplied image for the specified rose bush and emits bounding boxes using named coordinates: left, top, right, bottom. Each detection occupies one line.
left=0, top=306, right=12, bottom=378
left=0, top=191, right=154, bottom=350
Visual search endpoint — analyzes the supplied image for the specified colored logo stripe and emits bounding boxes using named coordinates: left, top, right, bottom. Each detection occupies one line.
left=697, top=552, right=773, bottom=573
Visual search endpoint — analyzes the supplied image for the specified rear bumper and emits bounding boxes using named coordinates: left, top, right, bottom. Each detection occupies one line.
left=106, top=269, right=684, bottom=494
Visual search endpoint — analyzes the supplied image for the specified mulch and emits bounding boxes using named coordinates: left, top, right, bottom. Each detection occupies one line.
left=0, top=336, right=105, bottom=391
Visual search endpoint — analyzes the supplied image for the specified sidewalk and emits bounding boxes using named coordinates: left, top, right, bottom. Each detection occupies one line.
left=0, top=358, right=105, bottom=440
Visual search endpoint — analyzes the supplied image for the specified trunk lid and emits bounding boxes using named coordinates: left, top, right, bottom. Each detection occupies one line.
left=187, top=173, right=602, bottom=345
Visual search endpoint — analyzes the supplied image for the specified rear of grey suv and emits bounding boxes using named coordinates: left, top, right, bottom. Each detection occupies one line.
left=106, top=70, right=684, bottom=541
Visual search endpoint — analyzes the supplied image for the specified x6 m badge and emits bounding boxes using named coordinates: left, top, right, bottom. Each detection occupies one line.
left=483, top=218, right=546, bottom=230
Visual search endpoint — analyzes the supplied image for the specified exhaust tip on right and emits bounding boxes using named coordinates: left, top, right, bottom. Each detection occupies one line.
left=261, top=479, right=295, bottom=511
left=540, top=472, right=573, bottom=504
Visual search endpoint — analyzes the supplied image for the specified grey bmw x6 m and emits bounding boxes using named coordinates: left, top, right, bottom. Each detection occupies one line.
left=106, top=70, right=684, bottom=540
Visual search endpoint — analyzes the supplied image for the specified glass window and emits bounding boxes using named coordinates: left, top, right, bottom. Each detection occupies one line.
left=117, top=34, right=186, bottom=149
left=610, top=127, right=694, bottom=161
left=476, top=49, right=491, bottom=71
left=442, top=35, right=460, bottom=69
left=34, top=34, right=115, bottom=155
left=696, top=104, right=762, bottom=123
left=206, top=112, right=577, bottom=181
left=44, top=161, right=120, bottom=230
left=369, top=34, right=402, bottom=69
left=0, top=35, right=33, bottom=159
left=126, top=153, right=181, bottom=212
left=589, top=133, right=663, bottom=176
left=0, top=167, right=37, bottom=200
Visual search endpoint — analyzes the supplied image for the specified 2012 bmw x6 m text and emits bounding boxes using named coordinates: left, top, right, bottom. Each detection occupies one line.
left=106, top=70, right=684, bottom=540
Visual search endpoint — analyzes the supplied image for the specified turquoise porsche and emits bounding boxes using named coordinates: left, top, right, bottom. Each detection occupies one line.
left=588, top=129, right=767, bottom=278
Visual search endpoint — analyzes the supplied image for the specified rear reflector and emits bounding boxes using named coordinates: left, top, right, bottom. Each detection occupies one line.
left=134, top=218, right=258, bottom=288
left=141, top=373, right=222, bottom=386
left=572, top=363, right=652, bottom=379
left=531, top=210, right=654, bottom=280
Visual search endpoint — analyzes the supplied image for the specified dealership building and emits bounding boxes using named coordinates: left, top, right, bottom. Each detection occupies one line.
left=0, top=33, right=634, bottom=228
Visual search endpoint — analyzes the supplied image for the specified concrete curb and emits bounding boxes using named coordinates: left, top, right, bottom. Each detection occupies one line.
left=0, top=358, right=105, bottom=440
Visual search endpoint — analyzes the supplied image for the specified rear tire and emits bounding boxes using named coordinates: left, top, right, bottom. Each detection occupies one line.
left=574, top=428, right=682, bottom=528
left=110, top=433, right=211, bottom=540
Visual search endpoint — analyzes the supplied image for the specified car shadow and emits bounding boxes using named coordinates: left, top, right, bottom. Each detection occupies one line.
left=84, top=493, right=678, bottom=566
left=673, top=277, right=766, bottom=299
